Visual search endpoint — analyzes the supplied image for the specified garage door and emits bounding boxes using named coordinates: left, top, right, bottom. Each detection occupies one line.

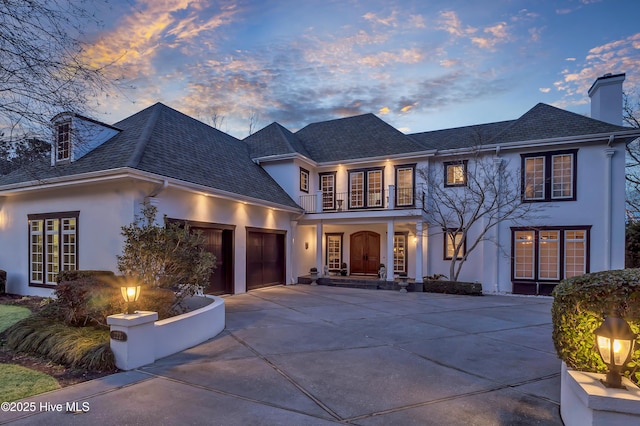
left=246, top=230, right=285, bottom=290
left=193, top=227, right=234, bottom=295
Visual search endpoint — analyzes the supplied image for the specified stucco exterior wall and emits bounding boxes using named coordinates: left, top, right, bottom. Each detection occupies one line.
left=0, top=180, right=149, bottom=296
left=0, top=179, right=296, bottom=297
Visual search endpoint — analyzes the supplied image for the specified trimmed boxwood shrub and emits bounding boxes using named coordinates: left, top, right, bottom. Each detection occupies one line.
left=423, top=279, right=483, bottom=296
left=552, top=269, right=640, bottom=385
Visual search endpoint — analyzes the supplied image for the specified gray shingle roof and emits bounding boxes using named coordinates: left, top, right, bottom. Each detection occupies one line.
left=410, top=103, right=631, bottom=149
left=408, top=120, right=514, bottom=150
left=245, top=122, right=312, bottom=159
left=0, top=103, right=301, bottom=210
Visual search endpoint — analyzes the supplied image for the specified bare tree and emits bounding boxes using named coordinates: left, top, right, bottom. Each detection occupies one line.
left=624, top=92, right=640, bottom=220
left=0, top=137, right=49, bottom=176
left=248, top=111, right=260, bottom=136
left=0, top=0, right=116, bottom=139
left=418, top=147, right=544, bottom=281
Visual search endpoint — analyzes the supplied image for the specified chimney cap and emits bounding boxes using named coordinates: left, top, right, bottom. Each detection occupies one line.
left=588, top=73, right=626, bottom=97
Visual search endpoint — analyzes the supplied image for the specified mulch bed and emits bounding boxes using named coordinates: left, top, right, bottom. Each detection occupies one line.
left=0, top=294, right=116, bottom=388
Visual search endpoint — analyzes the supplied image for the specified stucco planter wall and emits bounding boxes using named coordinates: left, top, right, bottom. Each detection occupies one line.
left=560, top=362, right=640, bottom=426
left=423, top=279, right=483, bottom=296
left=108, top=295, right=225, bottom=370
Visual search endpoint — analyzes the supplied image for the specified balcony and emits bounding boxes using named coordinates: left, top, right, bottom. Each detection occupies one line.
left=299, top=187, right=424, bottom=213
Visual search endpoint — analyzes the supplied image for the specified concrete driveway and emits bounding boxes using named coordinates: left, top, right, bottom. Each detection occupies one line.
left=1, top=285, right=563, bottom=425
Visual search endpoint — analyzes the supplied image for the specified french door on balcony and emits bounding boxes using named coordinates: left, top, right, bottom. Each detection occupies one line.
left=350, top=231, right=380, bottom=275
left=349, top=168, right=383, bottom=209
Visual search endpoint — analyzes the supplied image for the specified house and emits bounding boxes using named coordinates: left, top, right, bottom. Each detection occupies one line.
left=1, top=73, right=639, bottom=297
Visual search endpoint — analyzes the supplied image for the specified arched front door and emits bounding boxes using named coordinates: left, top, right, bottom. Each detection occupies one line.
left=350, top=231, right=380, bottom=275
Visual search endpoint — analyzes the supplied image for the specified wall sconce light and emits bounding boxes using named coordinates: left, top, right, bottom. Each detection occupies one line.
left=121, top=285, right=141, bottom=315
left=413, top=236, right=418, bottom=243
left=594, top=316, right=637, bottom=389
left=305, top=242, right=309, bottom=250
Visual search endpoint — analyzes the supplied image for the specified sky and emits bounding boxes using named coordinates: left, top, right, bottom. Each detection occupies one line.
left=83, top=0, right=640, bottom=139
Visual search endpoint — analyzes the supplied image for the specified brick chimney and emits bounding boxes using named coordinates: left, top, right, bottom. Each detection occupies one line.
left=588, top=73, right=625, bottom=125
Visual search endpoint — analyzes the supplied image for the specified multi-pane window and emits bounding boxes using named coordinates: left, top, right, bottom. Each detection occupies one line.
left=320, top=172, right=335, bottom=211
left=538, top=231, right=560, bottom=280
left=300, top=167, right=309, bottom=193
left=29, top=213, right=78, bottom=286
left=326, top=234, right=342, bottom=271
left=56, top=121, right=71, bottom=162
left=393, top=233, right=407, bottom=273
left=444, top=229, right=465, bottom=260
left=512, top=227, right=589, bottom=281
left=349, top=168, right=383, bottom=209
left=350, top=171, right=364, bottom=208
left=514, top=231, right=534, bottom=279
left=524, top=157, right=545, bottom=200
left=367, top=170, right=383, bottom=207
left=522, top=150, right=577, bottom=202
left=565, top=230, right=586, bottom=278
left=444, top=161, right=467, bottom=187
left=395, top=166, right=415, bottom=207
left=552, top=154, right=573, bottom=199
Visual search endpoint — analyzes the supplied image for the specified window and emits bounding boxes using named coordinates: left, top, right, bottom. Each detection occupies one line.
left=395, top=165, right=415, bottom=207
left=511, top=226, right=589, bottom=282
left=349, top=168, right=384, bottom=209
left=444, top=161, right=467, bottom=187
left=319, top=172, right=336, bottom=211
left=300, top=167, right=309, bottom=193
left=29, top=212, right=79, bottom=286
left=56, top=120, right=71, bottom=162
left=393, top=233, right=407, bottom=273
left=521, top=150, right=577, bottom=202
left=444, top=228, right=465, bottom=260
left=326, top=233, right=343, bottom=271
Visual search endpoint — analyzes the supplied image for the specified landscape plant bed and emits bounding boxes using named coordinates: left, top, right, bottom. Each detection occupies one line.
left=0, top=294, right=115, bottom=389
left=423, top=279, right=483, bottom=296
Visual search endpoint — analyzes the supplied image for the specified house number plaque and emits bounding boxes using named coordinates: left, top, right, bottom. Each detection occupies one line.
left=110, top=330, right=128, bottom=342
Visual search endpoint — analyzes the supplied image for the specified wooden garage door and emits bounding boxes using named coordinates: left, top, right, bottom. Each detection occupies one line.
left=246, top=230, right=285, bottom=290
left=193, top=227, right=234, bottom=295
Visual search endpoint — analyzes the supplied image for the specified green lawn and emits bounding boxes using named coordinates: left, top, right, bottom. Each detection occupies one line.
left=0, top=305, right=31, bottom=333
left=0, top=364, right=60, bottom=401
left=0, top=304, right=59, bottom=401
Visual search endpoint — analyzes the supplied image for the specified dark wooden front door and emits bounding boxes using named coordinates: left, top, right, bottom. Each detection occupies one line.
left=350, top=231, right=380, bottom=275
left=246, top=231, right=285, bottom=290
left=194, top=227, right=234, bottom=295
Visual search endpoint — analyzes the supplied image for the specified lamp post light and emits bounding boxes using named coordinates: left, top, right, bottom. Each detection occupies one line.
left=121, top=285, right=141, bottom=315
left=594, top=316, right=637, bottom=389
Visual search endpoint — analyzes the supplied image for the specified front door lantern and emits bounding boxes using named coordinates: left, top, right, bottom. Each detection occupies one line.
left=594, top=316, right=636, bottom=389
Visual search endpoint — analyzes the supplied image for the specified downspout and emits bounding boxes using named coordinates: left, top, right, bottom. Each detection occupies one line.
left=494, top=147, right=502, bottom=293
left=604, top=145, right=615, bottom=270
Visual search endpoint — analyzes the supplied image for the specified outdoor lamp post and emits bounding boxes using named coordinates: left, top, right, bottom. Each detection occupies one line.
left=594, top=316, right=637, bottom=389
left=121, top=285, right=141, bottom=315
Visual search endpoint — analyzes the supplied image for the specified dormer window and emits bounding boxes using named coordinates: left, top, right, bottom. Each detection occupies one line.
left=56, top=120, right=71, bottom=162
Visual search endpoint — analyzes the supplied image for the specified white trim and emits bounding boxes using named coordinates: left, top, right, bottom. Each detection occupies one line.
left=0, top=168, right=302, bottom=213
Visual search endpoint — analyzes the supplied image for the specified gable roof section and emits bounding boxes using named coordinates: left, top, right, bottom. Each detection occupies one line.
left=294, top=113, right=427, bottom=162
left=490, top=103, right=629, bottom=144
left=245, top=122, right=312, bottom=159
left=0, top=103, right=300, bottom=210
left=409, top=103, right=632, bottom=150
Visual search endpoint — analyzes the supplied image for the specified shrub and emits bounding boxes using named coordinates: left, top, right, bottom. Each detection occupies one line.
left=5, top=314, right=115, bottom=371
left=552, top=269, right=640, bottom=384
left=423, top=279, right=482, bottom=296
left=56, top=270, right=115, bottom=284
left=117, top=203, right=215, bottom=307
left=54, top=275, right=124, bottom=326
